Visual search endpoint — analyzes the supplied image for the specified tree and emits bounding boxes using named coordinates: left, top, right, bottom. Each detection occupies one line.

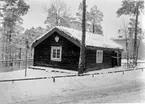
left=118, top=20, right=130, bottom=67
left=44, top=0, right=71, bottom=28
left=128, top=18, right=143, bottom=62
left=16, top=27, right=45, bottom=69
left=78, top=0, right=86, bottom=75
left=0, top=0, right=29, bottom=40
left=22, top=27, right=45, bottom=58
left=23, top=27, right=45, bottom=47
left=0, top=0, right=29, bottom=66
left=76, top=2, right=90, bottom=21
left=76, top=2, right=103, bottom=35
left=128, top=18, right=142, bottom=34
left=116, top=0, right=144, bottom=66
left=118, top=18, right=143, bottom=68
left=89, top=5, right=103, bottom=34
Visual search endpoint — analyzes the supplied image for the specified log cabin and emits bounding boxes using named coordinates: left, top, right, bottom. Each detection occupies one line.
left=32, top=26, right=123, bottom=71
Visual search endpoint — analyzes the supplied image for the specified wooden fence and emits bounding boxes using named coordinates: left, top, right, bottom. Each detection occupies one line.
left=0, top=59, right=33, bottom=72
left=0, top=67, right=144, bottom=83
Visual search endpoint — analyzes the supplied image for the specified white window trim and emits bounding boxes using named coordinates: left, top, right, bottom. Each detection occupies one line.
left=96, top=50, right=103, bottom=63
left=51, top=46, right=62, bottom=62
left=115, top=50, right=119, bottom=65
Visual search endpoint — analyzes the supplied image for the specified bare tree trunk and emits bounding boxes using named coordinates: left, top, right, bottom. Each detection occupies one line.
left=125, top=38, right=129, bottom=68
left=92, top=23, right=95, bottom=33
left=19, top=39, right=22, bottom=68
left=1, top=31, right=5, bottom=58
left=133, top=3, right=139, bottom=66
left=25, top=39, right=29, bottom=77
left=56, top=12, right=58, bottom=26
left=1, top=31, right=6, bottom=68
left=11, top=47, right=14, bottom=71
left=78, top=0, right=86, bottom=75
left=5, top=31, right=9, bottom=67
left=136, top=38, right=141, bottom=62
left=9, top=30, right=13, bottom=68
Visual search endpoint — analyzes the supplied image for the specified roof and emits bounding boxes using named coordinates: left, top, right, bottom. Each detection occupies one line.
left=32, top=26, right=123, bottom=50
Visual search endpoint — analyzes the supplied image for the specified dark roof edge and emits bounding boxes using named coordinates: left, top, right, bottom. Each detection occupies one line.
left=86, top=46, right=124, bottom=51
left=31, top=27, right=80, bottom=49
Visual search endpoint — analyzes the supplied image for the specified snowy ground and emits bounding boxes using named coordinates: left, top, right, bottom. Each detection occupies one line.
left=0, top=69, right=71, bottom=80
left=0, top=66, right=145, bottom=104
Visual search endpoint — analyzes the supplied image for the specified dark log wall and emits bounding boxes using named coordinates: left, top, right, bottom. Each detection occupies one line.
left=33, top=31, right=122, bottom=71
left=34, top=32, right=80, bottom=70
left=86, top=49, right=121, bottom=71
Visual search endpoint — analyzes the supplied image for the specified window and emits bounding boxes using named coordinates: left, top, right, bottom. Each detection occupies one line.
left=96, top=50, right=103, bottom=63
left=51, top=46, right=62, bottom=61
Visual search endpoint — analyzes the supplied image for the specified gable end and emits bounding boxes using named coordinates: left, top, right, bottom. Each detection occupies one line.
left=32, top=28, right=81, bottom=48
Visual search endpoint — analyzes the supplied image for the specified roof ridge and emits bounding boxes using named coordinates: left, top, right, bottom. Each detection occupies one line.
left=55, top=26, right=103, bottom=36
left=32, top=26, right=123, bottom=50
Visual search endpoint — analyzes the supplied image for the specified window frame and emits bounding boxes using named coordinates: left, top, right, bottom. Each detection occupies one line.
left=51, top=46, right=62, bottom=62
left=115, top=50, right=119, bottom=65
left=96, top=50, right=103, bottom=63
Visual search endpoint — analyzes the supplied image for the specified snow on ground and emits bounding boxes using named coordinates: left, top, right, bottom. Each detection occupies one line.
left=121, top=59, right=145, bottom=65
left=0, top=67, right=145, bottom=103
left=0, top=69, right=70, bottom=80
left=0, top=59, right=144, bottom=80
left=29, top=66, right=78, bottom=74
left=0, top=63, right=144, bottom=81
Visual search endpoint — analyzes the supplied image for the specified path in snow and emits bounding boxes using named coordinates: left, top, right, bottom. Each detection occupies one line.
left=0, top=69, right=145, bottom=104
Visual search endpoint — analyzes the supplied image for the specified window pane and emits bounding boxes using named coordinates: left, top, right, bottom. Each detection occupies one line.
left=57, top=49, right=60, bottom=58
left=96, top=50, right=103, bottom=63
left=57, top=53, right=60, bottom=58
left=98, top=52, right=100, bottom=61
left=57, top=49, right=60, bottom=54
left=53, top=49, right=56, bottom=58
left=99, top=52, right=102, bottom=62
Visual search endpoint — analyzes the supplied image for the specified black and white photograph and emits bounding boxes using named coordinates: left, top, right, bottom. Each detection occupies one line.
left=0, top=0, right=145, bottom=103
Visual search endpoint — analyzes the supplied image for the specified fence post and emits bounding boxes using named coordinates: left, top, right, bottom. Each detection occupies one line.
left=53, top=77, right=55, bottom=82
left=25, top=39, right=29, bottom=77
left=122, top=71, right=124, bottom=75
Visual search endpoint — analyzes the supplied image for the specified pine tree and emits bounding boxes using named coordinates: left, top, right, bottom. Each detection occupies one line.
left=76, top=2, right=103, bottom=35
left=116, top=0, right=144, bottom=66
left=89, top=5, right=103, bottom=35
left=44, top=0, right=71, bottom=28
left=0, top=0, right=29, bottom=67
left=78, top=0, right=86, bottom=75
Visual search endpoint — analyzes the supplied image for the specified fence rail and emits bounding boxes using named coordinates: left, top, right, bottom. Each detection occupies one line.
left=0, top=59, right=33, bottom=72
left=0, top=67, right=144, bottom=83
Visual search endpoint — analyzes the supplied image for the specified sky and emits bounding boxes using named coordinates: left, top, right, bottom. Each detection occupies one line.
left=21, top=0, right=145, bottom=39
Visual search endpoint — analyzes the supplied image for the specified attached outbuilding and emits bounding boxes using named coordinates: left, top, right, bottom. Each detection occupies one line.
left=32, top=26, right=123, bottom=71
